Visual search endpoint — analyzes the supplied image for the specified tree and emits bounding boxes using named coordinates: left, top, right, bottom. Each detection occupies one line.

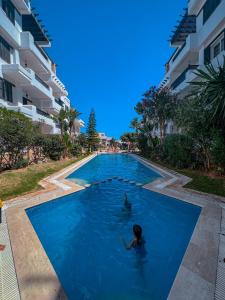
left=191, top=58, right=225, bottom=131
left=43, top=135, right=65, bottom=161
left=130, top=117, right=140, bottom=133
left=110, top=138, right=117, bottom=149
left=86, top=109, right=100, bottom=152
left=0, top=108, right=36, bottom=170
left=175, top=95, right=215, bottom=170
left=77, top=133, right=88, bottom=150
left=66, top=108, right=81, bottom=137
left=120, top=132, right=137, bottom=151
left=135, top=87, right=177, bottom=143
left=54, top=108, right=67, bottom=138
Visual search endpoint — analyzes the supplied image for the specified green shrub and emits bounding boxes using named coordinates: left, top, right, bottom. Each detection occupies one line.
left=0, top=108, right=36, bottom=170
left=13, top=158, right=29, bottom=170
left=70, top=143, right=82, bottom=157
left=211, top=132, right=225, bottom=173
left=43, top=135, right=65, bottom=161
left=162, top=134, right=194, bottom=168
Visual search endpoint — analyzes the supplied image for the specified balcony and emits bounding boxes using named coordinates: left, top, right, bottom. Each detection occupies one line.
left=0, top=7, right=20, bottom=46
left=1, top=64, right=32, bottom=85
left=45, top=74, right=68, bottom=97
left=62, top=96, right=70, bottom=108
left=188, top=0, right=206, bottom=15
left=21, top=68, right=53, bottom=100
left=170, top=13, right=196, bottom=47
left=76, top=119, right=85, bottom=128
left=40, top=98, right=64, bottom=115
left=167, top=33, right=198, bottom=76
left=22, top=12, right=51, bottom=46
left=11, top=0, right=31, bottom=14
left=171, top=65, right=199, bottom=94
left=198, top=0, right=225, bottom=47
left=20, top=32, right=52, bottom=75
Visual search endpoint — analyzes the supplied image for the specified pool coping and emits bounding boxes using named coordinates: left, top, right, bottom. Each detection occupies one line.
left=1, top=152, right=225, bottom=300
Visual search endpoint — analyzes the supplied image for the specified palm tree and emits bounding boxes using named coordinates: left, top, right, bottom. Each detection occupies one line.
left=135, top=87, right=177, bottom=143
left=130, top=117, right=140, bottom=133
left=191, top=58, right=225, bottom=131
left=120, top=132, right=137, bottom=151
left=54, top=108, right=67, bottom=138
left=66, top=108, right=81, bottom=137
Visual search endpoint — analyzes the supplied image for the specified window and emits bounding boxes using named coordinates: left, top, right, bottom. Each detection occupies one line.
left=0, top=36, right=11, bottom=63
left=214, top=43, right=220, bottom=58
left=222, top=39, right=225, bottom=52
left=0, top=77, right=13, bottom=103
left=2, top=0, right=15, bottom=24
left=0, top=79, right=4, bottom=100
left=203, top=0, right=221, bottom=24
left=210, top=33, right=225, bottom=60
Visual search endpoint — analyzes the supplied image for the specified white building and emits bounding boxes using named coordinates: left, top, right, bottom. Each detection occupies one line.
left=0, top=0, right=77, bottom=135
left=98, top=132, right=112, bottom=149
left=159, top=0, right=225, bottom=134
left=72, top=118, right=85, bottom=137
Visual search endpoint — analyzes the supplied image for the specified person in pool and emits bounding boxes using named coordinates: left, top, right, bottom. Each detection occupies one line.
left=121, top=224, right=146, bottom=252
left=123, top=193, right=132, bottom=211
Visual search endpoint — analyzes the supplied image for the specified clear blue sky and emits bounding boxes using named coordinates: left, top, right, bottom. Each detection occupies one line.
left=33, top=0, right=187, bottom=139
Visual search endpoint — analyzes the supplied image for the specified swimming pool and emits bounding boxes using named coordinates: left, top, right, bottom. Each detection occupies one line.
left=27, top=155, right=201, bottom=300
left=66, top=154, right=160, bottom=186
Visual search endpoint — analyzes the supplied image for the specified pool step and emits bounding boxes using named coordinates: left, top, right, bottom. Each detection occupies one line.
left=87, top=178, right=144, bottom=188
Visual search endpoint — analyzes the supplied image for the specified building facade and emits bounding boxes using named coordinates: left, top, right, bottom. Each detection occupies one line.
left=159, top=0, right=225, bottom=135
left=0, top=0, right=76, bottom=135
left=98, top=132, right=112, bottom=149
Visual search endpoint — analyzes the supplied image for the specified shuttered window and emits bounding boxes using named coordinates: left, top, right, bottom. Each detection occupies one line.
left=204, top=46, right=211, bottom=64
left=203, top=0, right=221, bottom=24
left=2, top=0, right=15, bottom=24
left=0, top=36, right=11, bottom=63
left=0, top=77, right=13, bottom=103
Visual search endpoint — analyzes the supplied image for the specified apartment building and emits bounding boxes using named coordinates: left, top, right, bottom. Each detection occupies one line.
left=158, top=0, right=225, bottom=135
left=98, top=132, right=112, bottom=149
left=0, top=0, right=80, bottom=135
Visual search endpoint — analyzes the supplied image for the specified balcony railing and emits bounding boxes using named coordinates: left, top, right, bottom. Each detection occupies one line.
left=55, top=98, right=64, bottom=107
left=172, top=43, right=186, bottom=63
left=35, top=74, right=49, bottom=90
left=36, top=108, right=51, bottom=119
left=35, top=43, right=49, bottom=61
left=171, top=65, right=198, bottom=90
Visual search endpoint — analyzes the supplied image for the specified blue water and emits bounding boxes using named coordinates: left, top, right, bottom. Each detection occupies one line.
left=66, top=154, right=160, bottom=186
left=27, top=154, right=201, bottom=300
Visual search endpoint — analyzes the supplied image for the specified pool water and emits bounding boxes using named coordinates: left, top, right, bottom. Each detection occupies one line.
left=27, top=155, right=201, bottom=300
left=66, top=154, right=160, bottom=186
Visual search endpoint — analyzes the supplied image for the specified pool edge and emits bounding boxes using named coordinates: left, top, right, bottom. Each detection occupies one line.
left=2, top=153, right=225, bottom=300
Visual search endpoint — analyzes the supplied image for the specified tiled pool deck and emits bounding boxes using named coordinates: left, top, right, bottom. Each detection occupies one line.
left=1, top=153, right=225, bottom=300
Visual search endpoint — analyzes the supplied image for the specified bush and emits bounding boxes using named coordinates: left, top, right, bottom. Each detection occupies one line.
left=211, top=132, right=225, bottom=173
left=162, top=134, right=194, bottom=168
left=13, top=158, right=29, bottom=170
left=70, top=143, right=82, bottom=157
left=0, top=108, right=36, bottom=170
left=43, top=135, right=65, bottom=161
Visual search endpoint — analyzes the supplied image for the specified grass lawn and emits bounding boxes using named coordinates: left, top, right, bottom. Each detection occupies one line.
left=180, top=169, right=225, bottom=198
left=143, top=157, right=225, bottom=198
left=0, top=156, right=86, bottom=201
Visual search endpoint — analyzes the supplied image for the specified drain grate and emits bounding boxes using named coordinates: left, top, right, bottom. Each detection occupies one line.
left=0, top=211, right=21, bottom=300
left=215, top=208, right=225, bottom=300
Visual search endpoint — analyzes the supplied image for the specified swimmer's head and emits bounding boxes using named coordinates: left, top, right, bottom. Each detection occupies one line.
left=133, top=224, right=142, bottom=241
